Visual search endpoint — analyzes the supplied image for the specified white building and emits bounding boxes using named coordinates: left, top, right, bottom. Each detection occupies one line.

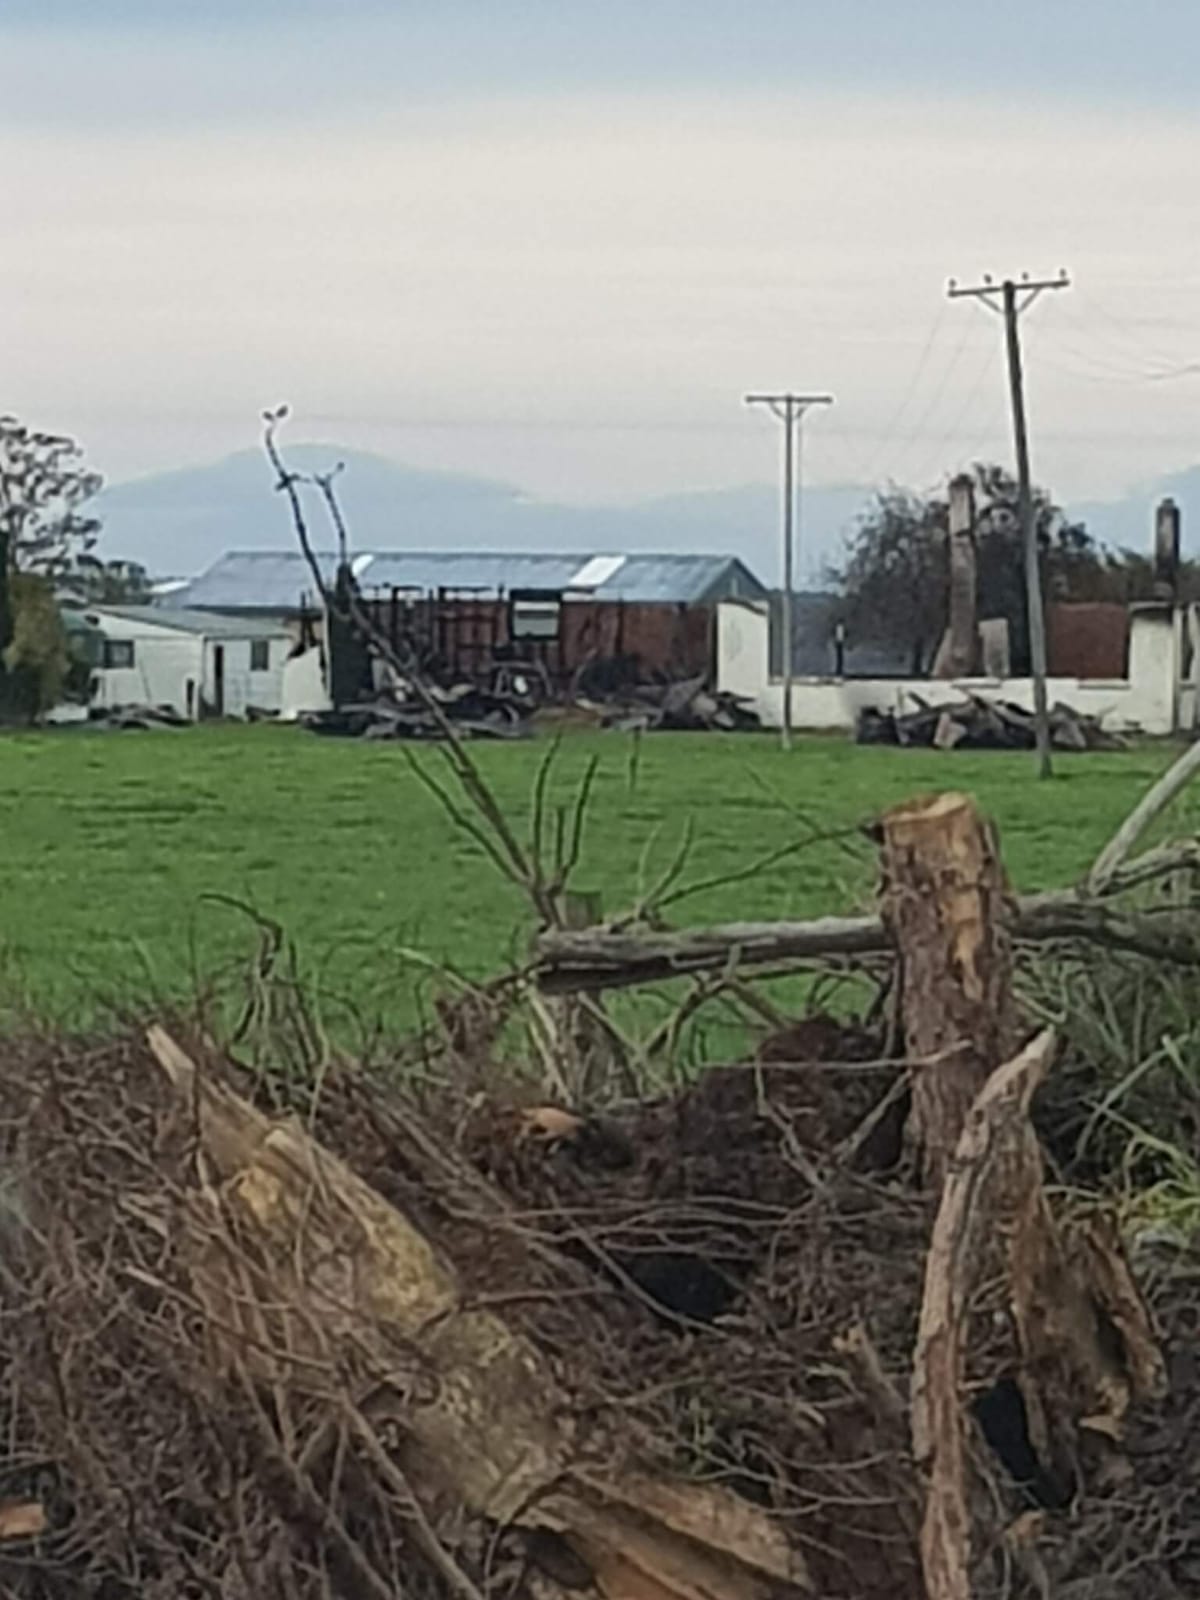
left=78, top=606, right=294, bottom=720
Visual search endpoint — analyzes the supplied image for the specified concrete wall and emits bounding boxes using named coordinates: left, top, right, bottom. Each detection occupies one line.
left=716, top=599, right=1186, bottom=736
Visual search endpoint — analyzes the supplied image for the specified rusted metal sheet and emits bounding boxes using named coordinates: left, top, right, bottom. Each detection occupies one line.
left=364, top=592, right=714, bottom=689
left=1046, top=603, right=1129, bottom=681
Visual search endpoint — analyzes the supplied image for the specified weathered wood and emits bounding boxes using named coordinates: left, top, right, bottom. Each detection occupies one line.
left=146, top=1028, right=810, bottom=1600
left=538, top=913, right=888, bottom=991
left=535, top=844, right=1200, bottom=994
left=899, top=803, right=1166, bottom=1596
left=911, top=1029, right=1056, bottom=1600
left=1089, top=736, right=1200, bottom=893
left=856, top=692, right=1124, bottom=752
left=881, top=792, right=1016, bottom=1182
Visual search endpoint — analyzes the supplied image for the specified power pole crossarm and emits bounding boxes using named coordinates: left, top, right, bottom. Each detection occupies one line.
left=948, top=271, right=1070, bottom=779
left=744, top=392, right=834, bottom=752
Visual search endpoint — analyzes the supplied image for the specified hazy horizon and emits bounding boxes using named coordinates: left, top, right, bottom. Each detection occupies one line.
left=6, top=2, right=1200, bottom=518
left=92, top=435, right=1197, bottom=586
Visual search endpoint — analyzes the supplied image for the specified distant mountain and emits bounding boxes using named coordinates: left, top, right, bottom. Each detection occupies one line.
left=95, top=445, right=874, bottom=585
left=96, top=443, right=1199, bottom=586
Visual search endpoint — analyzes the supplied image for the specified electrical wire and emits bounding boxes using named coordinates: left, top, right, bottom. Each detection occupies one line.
left=849, top=313, right=980, bottom=495
left=1073, top=287, right=1196, bottom=375
left=908, top=341, right=1002, bottom=493
left=851, top=299, right=951, bottom=486
left=1048, top=301, right=1191, bottom=381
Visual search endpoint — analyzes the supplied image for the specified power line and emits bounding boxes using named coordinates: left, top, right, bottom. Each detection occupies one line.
left=1073, top=287, right=1195, bottom=374
left=908, top=341, right=1002, bottom=492
left=852, top=300, right=951, bottom=486
left=880, top=314, right=978, bottom=477
left=1040, top=308, right=1178, bottom=383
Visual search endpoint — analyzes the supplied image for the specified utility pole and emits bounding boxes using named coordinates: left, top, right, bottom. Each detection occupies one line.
left=744, top=392, right=834, bottom=750
left=948, top=270, right=1070, bottom=779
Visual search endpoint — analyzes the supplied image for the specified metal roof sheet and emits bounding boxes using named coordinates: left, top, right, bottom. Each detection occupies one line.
left=171, top=550, right=767, bottom=610
left=85, top=605, right=291, bottom=640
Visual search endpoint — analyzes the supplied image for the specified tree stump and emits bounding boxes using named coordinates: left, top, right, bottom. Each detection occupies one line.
left=883, top=797, right=1166, bottom=1597
left=880, top=791, right=1017, bottom=1184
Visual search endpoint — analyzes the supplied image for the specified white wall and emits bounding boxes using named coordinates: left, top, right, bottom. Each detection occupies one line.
left=87, top=614, right=205, bottom=716
left=716, top=600, right=1184, bottom=737
left=85, top=612, right=290, bottom=719
left=716, top=599, right=771, bottom=702
left=280, top=646, right=331, bottom=720
left=200, top=637, right=287, bottom=718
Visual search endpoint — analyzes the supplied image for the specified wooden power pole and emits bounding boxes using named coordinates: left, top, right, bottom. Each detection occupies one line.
left=948, top=271, right=1070, bottom=779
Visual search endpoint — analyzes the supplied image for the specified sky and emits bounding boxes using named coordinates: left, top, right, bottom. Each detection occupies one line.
left=4, top=0, right=1200, bottom=516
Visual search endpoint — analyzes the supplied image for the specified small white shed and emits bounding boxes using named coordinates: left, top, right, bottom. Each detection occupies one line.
left=79, top=606, right=293, bottom=720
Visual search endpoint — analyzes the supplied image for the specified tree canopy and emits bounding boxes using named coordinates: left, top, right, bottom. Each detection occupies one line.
left=0, top=415, right=103, bottom=578
left=0, top=417, right=105, bottom=721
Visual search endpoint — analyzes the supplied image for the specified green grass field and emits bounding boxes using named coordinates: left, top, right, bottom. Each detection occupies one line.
left=0, top=724, right=1186, bottom=1030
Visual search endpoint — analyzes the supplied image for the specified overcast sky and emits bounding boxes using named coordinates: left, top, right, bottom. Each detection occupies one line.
left=4, top=1, right=1199, bottom=506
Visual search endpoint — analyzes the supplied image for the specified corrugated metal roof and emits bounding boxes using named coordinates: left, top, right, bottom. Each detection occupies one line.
left=84, top=605, right=290, bottom=640
left=171, top=550, right=767, bottom=611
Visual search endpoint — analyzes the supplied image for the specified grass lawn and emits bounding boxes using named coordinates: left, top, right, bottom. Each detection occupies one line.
left=0, top=723, right=1186, bottom=1031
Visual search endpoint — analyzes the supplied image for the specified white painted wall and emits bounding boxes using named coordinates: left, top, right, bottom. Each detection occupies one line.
left=83, top=611, right=290, bottom=719
left=716, top=599, right=1185, bottom=736
left=87, top=613, right=204, bottom=717
left=280, top=646, right=331, bottom=720
left=200, top=637, right=287, bottom=718
left=716, top=599, right=772, bottom=702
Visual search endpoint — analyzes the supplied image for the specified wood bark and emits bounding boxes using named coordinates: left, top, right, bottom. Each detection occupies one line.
left=535, top=857, right=1200, bottom=994
left=895, top=799, right=1166, bottom=1597
left=911, top=1029, right=1056, bottom=1600
left=146, top=1028, right=810, bottom=1600
left=881, top=792, right=1017, bottom=1183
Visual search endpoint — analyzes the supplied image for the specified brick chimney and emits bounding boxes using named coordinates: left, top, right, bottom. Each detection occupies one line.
left=1154, top=497, right=1181, bottom=599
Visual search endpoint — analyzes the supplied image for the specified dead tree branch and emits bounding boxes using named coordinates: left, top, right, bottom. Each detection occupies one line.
left=1089, top=739, right=1200, bottom=893
left=911, top=1028, right=1057, bottom=1600
left=536, top=870, right=1200, bottom=994
left=262, top=407, right=593, bottom=932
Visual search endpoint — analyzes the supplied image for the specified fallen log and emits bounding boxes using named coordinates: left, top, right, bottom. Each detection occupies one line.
left=536, top=873, right=1200, bottom=992
left=145, top=1027, right=812, bottom=1600
left=538, top=754, right=1200, bottom=994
